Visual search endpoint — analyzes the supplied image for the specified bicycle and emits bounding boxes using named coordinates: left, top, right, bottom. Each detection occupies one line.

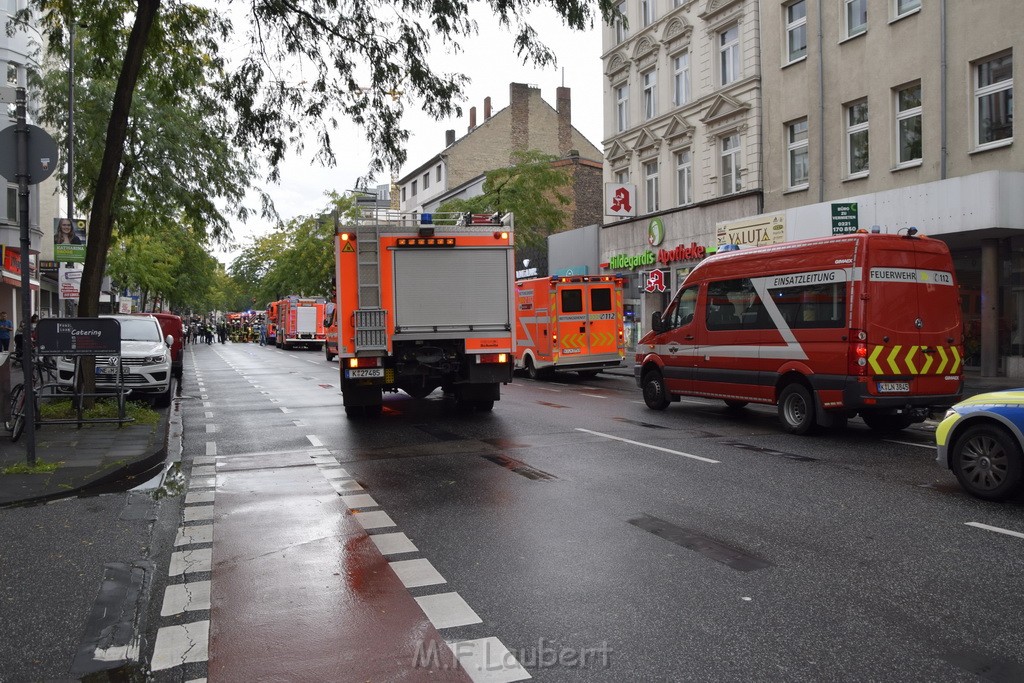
left=5, top=356, right=57, bottom=442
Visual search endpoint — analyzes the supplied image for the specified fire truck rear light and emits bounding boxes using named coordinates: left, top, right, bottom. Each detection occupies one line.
left=478, top=353, right=508, bottom=364
left=340, top=232, right=354, bottom=241
left=348, top=357, right=382, bottom=369
left=493, top=231, right=509, bottom=240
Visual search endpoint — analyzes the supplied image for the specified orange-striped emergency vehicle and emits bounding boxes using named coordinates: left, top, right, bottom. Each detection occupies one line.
left=334, top=209, right=515, bottom=416
left=636, top=230, right=963, bottom=434
left=514, top=275, right=625, bottom=379
left=274, top=295, right=327, bottom=350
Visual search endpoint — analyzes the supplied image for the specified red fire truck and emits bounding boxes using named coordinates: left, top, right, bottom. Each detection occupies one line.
left=334, top=210, right=515, bottom=416
left=636, top=230, right=963, bottom=434
left=274, top=295, right=327, bottom=350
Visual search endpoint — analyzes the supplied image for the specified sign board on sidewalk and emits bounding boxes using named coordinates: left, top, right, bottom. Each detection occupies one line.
left=35, top=318, right=121, bottom=356
left=831, top=202, right=859, bottom=234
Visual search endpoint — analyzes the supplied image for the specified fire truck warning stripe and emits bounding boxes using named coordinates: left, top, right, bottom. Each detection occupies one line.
left=576, top=428, right=719, bottom=464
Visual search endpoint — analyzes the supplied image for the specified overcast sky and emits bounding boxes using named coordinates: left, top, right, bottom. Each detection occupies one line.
left=213, top=6, right=606, bottom=267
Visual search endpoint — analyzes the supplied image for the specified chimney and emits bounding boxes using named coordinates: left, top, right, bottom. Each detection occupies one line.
left=510, top=83, right=530, bottom=151
left=469, top=106, right=477, bottom=132
left=445, top=129, right=455, bottom=147
left=557, top=86, right=572, bottom=157
left=484, top=96, right=492, bottom=120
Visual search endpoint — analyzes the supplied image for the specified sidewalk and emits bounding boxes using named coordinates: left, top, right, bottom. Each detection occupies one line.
left=0, top=401, right=170, bottom=508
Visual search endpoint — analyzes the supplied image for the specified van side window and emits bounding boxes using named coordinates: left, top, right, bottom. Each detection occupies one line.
left=769, top=282, right=847, bottom=329
left=590, top=288, right=612, bottom=312
left=707, top=278, right=768, bottom=331
left=560, top=289, right=584, bottom=313
left=666, top=286, right=698, bottom=329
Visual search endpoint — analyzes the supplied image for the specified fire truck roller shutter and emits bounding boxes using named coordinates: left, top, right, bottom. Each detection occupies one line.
left=393, top=249, right=511, bottom=330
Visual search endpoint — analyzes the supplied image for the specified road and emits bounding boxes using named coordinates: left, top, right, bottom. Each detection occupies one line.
left=4, top=341, right=1023, bottom=681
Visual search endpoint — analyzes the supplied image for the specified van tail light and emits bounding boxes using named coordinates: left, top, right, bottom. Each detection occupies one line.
left=850, top=336, right=868, bottom=377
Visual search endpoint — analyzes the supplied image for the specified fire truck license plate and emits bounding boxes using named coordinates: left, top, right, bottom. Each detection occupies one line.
left=878, top=382, right=910, bottom=393
left=346, top=368, right=384, bottom=379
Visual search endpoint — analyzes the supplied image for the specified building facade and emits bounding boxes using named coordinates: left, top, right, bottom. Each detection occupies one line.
left=397, top=83, right=603, bottom=215
left=599, top=0, right=764, bottom=350
left=758, top=0, right=1022, bottom=376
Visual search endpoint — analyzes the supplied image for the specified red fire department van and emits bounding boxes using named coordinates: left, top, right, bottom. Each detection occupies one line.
left=515, top=275, right=625, bottom=378
left=265, top=301, right=279, bottom=346
left=635, top=230, right=963, bottom=434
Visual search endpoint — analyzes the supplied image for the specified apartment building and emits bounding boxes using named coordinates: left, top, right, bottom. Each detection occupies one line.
left=757, top=0, right=1022, bottom=376
left=599, top=0, right=764, bottom=349
left=397, top=82, right=602, bottom=216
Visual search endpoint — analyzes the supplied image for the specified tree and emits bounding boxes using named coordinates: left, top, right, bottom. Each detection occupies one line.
left=26, top=0, right=615, bottom=324
left=438, top=149, right=573, bottom=249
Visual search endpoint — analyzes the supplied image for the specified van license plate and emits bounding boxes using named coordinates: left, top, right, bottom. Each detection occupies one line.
left=346, top=368, right=384, bottom=378
left=878, top=382, right=910, bottom=392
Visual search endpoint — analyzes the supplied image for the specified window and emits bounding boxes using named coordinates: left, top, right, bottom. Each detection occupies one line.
left=411, top=180, right=418, bottom=196
left=845, top=0, right=867, bottom=38
left=846, top=99, right=869, bottom=175
left=644, top=160, right=660, bottom=213
left=560, top=289, right=583, bottom=313
left=614, top=1, right=629, bottom=44
left=401, top=186, right=407, bottom=202
left=706, top=279, right=768, bottom=331
left=641, top=0, right=655, bottom=27
left=642, top=69, right=657, bottom=120
left=975, top=53, right=1013, bottom=147
left=720, top=134, right=741, bottom=194
left=894, top=0, right=920, bottom=18
left=768, top=280, right=847, bottom=329
left=785, top=1, right=807, bottom=63
left=422, top=172, right=430, bottom=190
left=591, top=288, right=613, bottom=312
left=895, top=83, right=922, bottom=165
left=672, top=52, right=690, bottom=106
left=719, top=25, right=740, bottom=85
left=435, top=165, right=441, bottom=182
left=787, top=118, right=809, bottom=188
left=675, top=150, right=693, bottom=205
left=6, top=63, right=16, bottom=86
left=6, top=186, right=17, bottom=221
left=666, top=286, right=698, bottom=329
left=614, top=169, right=629, bottom=184
left=616, top=83, right=630, bottom=132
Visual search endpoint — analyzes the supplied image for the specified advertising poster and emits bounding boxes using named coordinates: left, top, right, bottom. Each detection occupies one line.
left=53, top=217, right=88, bottom=262
left=58, top=263, right=81, bottom=301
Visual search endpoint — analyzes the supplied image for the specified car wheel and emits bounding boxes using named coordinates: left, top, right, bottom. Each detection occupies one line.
left=862, top=412, right=913, bottom=432
left=641, top=369, right=671, bottom=410
left=325, top=346, right=336, bottom=362
left=724, top=400, right=748, bottom=410
left=778, top=384, right=816, bottom=435
left=951, top=424, right=1024, bottom=501
left=526, top=357, right=540, bottom=380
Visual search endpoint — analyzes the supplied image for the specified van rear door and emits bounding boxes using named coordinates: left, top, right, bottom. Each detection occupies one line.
left=864, top=237, right=961, bottom=394
left=586, top=281, right=619, bottom=358
left=556, top=282, right=589, bottom=358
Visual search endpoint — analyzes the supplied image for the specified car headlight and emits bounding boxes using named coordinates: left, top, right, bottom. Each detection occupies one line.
left=145, top=354, right=166, bottom=364
left=944, top=408, right=958, bottom=419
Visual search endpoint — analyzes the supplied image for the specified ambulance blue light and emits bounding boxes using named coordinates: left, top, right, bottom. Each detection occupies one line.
left=420, top=213, right=433, bottom=225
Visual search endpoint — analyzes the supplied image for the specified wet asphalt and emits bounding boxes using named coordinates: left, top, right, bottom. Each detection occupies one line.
left=2, top=342, right=1023, bottom=681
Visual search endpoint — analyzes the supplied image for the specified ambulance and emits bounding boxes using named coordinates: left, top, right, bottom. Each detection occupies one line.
left=514, top=275, right=625, bottom=378
left=635, top=230, right=964, bottom=434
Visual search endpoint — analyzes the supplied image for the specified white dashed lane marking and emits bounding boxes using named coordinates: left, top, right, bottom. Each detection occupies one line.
left=416, top=592, right=482, bottom=629
left=371, top=532, right=418, bottom=556
left=575, top=428, right=720, bottom=464
left=174, top=525, right=213, bottom=547
left=306, top=435, right=323, bottom=447
left=150, top=621, right=210, bottom=671
left=161, top=581, right=212, bottom=616
left=169, top=548, right=213, bottom=576
left=965, top=522, right=1024, bottom=540
left=389, top=558, right=446, bottom=588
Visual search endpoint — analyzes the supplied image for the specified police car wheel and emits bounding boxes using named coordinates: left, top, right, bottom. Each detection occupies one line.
left=642, top=370, right=670, bottom=410
left=951, top=424, right=1024, bottom=501
left=778, top=384, right=816, bottom=435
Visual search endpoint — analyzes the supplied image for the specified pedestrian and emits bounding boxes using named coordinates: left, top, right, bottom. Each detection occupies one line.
left=0, top=311, right=12, bottom=352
